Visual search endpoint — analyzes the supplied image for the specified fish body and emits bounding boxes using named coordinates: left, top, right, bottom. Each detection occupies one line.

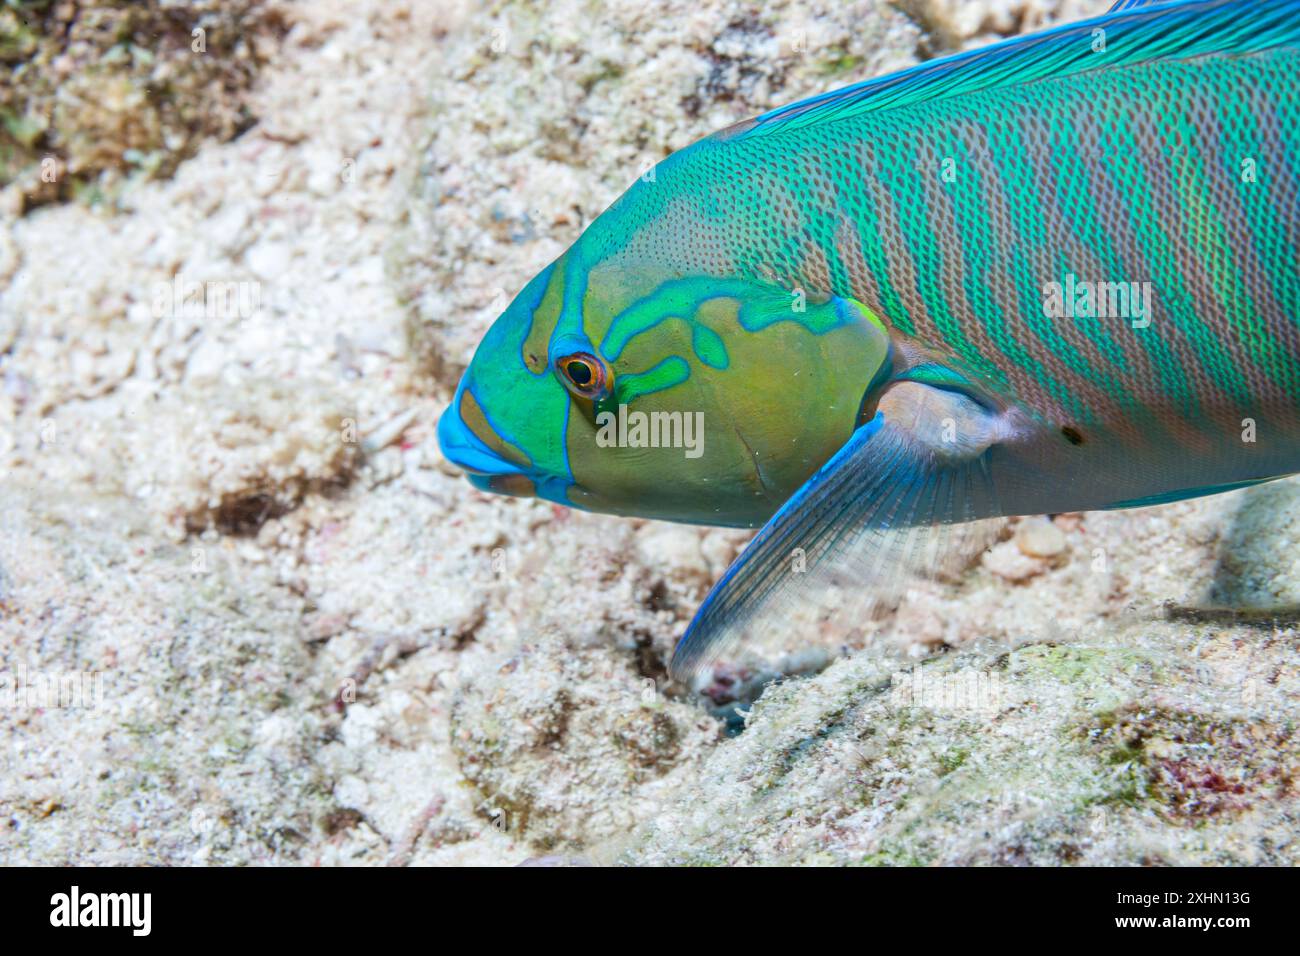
left=439, top=0, right=1300, bottom=681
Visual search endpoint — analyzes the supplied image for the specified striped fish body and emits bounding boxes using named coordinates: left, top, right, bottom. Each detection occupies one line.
left=437, top=0, right=1300, bottom=681
left=595, top=0, right=1300, bottom=515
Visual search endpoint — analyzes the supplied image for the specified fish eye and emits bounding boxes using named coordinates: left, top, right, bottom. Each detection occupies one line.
left=566, top=359, right=592, bottom=386
left=556, top=352, right=610, bottom=398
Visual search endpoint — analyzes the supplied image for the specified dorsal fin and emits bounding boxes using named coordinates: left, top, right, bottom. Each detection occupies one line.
left=1108, top=0, right=1165, bottom=10
left=725, top=0, right=1300, bottom=141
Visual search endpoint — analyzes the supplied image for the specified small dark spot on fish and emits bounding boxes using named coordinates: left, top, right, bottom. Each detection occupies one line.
left=1061, top=426, right=1084, bottom=446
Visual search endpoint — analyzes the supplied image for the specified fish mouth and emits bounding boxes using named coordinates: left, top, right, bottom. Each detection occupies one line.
left=468, top=472, right=537, bottom=498
left=436, top=399, right=537, bottom=499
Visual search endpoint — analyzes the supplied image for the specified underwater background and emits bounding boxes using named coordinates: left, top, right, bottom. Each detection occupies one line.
left=3, top=0, right=1298, bottom=865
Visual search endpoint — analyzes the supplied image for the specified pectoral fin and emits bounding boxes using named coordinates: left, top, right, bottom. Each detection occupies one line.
left=670, top=381, right=1014, bottom=685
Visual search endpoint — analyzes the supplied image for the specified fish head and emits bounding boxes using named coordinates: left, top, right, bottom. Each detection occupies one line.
left=438, top=245, right=892, bottom=527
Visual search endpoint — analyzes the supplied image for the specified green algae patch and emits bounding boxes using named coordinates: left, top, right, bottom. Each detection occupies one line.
left=1081, top=705, right=1299, bottom=825
left=1, top=0, right=285, bottom=210
left=1006, top=642, right=1162, bottom=689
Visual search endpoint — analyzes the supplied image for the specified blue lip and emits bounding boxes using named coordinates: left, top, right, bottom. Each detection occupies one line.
left=436, top=388, right=578, bottom=509
left=436, top=400, right=524, bottom=477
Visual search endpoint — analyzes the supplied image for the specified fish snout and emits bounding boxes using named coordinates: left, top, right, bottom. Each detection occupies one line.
left=436, top=401, right=537, bottom=498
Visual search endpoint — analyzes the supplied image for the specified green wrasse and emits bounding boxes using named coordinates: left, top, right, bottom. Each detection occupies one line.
left=438, top=0, right=1300, bottom=684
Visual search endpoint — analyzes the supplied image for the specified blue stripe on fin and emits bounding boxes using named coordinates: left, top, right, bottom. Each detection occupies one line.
left=1109, top=0, right=1167, bottom=10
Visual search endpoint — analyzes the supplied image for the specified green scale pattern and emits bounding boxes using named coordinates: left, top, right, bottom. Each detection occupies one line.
left=588, top=45, right=1300, bottom=448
